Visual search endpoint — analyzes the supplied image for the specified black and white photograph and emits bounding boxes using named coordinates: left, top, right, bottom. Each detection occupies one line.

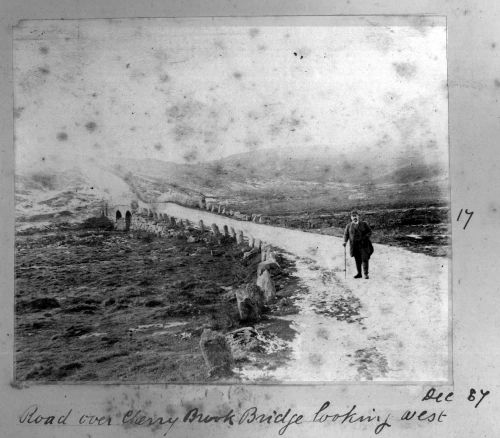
left=13, top=16, right=450, bottom=383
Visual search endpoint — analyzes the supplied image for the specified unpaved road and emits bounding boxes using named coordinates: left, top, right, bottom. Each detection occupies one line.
left=151, top=202, right=449, bottom=382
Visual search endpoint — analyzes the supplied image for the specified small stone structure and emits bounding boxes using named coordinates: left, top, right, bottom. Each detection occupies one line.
left=236, top=231, right=244, bottom=245
left=257, top=270, right=276, bottom=302
left=199, top=329, right=233, bottom=376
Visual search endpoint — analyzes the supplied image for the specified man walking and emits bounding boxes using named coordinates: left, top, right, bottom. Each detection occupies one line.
left=343, top=210, right=374, bottom=279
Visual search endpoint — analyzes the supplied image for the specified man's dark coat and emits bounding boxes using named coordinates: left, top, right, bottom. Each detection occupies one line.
left=343, top=221, right=374, bottom=259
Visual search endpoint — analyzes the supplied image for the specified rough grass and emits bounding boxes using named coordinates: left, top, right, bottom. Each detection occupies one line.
left=15, top=224, right=299, bottom=383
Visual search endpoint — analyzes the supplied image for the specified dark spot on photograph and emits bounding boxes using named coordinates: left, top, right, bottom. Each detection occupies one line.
left=494, top=79, right=500, bottom=88
left=159, top=73, right=170, bottom=83
left=393, top=62, right=417, bottom=79
left=233, top=72, right=243, bottom=80
left=309, top=353, right=324, bottom=366
left=269, top=124, right=281, bottom=136
left=174, top=124, right=195, bottom=141
left=154, top=143, right=163, bottom=151
left=244, top=139, right=261, bottom=150
left=85, top=121, right=97, bottom=132
left=247, top=111, right=259, bottom=121
left=14, top=106, right=25, bottom=119
left=38, top=66, right=50, bottom=75
left=183, top=149, right=198, bottom=162
left=342, top=160, right=354, bottom=171
left=56, top=132, right=68, bottom=141
left=249, top=28, right=260, bottom=38
left=39, top=46, right=49, bottom=55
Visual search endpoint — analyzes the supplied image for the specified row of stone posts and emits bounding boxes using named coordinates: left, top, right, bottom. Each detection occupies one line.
left=128, top=206, right=283, bottom=378
left=199, top=236, right=282, bottom=377
left=197, top=199, right=268, bottom=224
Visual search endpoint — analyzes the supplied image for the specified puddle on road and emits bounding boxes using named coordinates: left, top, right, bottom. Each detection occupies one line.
left=349, top=346, right=389, bottom=380
left=311, top=295, right=364, bottom=323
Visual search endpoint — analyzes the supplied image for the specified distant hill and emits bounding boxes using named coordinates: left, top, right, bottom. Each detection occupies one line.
left=16, top=146, right=449, bottom=220
left=114, top=146, right=448, bottom=213
left=118, top=146, right=446, bottom=187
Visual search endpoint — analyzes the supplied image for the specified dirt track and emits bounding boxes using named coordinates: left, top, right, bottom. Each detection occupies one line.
left=153, top=203, right=450, bottom=382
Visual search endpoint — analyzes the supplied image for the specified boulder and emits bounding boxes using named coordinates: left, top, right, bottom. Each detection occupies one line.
left=198, top=220, right=205, bottom=232
left=235, top=284, right=264, bottom=322
left=243, top=247, right=259, bottom=261
left=187, top=235, right=197, bottom=243
left=245, top=283, right=265, bottom=309
left=225, top=327, right=262, bottom=360
left=261, top=245, right=272, bottom=261
left=256, top=270, right=276, bottom=302
left=254, top=239, right=261, bottom=250
left=211, top=223, right=221, bottom=236
left=199, top=329, right=233, bottom=377
left=235, top=292, right=259, bottom=322
left=268, top=252, right=280, bottom=264
left=236, top=231, right=244, bottom=245
left=257, top=259, right=281, bottom=276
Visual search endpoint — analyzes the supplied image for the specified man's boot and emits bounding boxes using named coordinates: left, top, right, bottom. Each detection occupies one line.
left=363, top=260, right=369, bottom=279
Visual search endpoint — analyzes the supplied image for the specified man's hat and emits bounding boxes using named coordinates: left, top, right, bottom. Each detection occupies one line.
left=350, top=210, right=359, bottom=216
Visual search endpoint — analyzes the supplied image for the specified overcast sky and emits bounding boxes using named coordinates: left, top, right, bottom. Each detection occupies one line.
left=14, top=17, right=448, bottom=173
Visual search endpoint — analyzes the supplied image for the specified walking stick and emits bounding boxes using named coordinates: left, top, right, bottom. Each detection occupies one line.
left=344, top=244, right=347, bottom=279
